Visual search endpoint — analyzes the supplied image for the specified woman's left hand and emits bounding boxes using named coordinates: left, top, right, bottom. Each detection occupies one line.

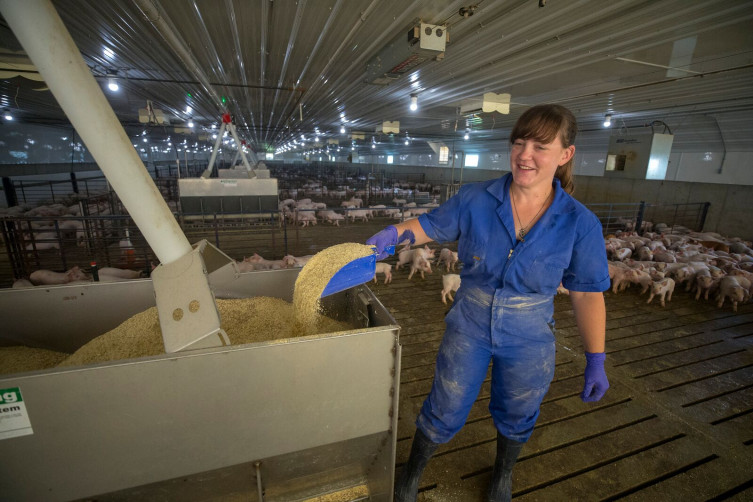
left=581, top=352, right=609, bottom=402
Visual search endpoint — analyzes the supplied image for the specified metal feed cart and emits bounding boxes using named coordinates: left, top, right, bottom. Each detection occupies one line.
left=0, top=1, right=400, bottom=500
left=0, top=269, right=400, bottom=501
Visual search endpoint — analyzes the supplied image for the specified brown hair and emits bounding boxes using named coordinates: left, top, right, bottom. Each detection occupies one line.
left=510, top=104, right=577, bottom=194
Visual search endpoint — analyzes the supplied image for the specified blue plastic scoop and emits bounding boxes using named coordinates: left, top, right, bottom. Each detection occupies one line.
left=320, top=245, right=395, bottom=297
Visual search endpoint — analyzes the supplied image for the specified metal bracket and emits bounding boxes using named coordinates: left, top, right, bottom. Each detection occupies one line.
left=151, top=239, right=239, bottom=353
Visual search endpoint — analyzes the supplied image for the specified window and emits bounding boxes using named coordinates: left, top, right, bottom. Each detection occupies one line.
left=266, top=153, right=274, bottom=160
left=439, top=146, right=449, bottom=163
left=465, top=154, right=479, bottom=167
left=387, top=155, right=394, bottom=164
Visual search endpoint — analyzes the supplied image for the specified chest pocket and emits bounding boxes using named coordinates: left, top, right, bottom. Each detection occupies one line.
left=458, top=237, right=487, bottom=273
left=519, top=256, right=569, bottom=294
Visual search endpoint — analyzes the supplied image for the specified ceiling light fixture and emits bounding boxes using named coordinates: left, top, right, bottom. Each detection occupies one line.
left=603, top=114, right=612, bottom=127
left=464, top=128, right=470, bottom=140
left=3, top=110, right=12, bottom=121
left=410, top=94, right=418, bottom=111
left=340, top=126, right=345, bottom=134
left=188, top=120, right=194, bottom=128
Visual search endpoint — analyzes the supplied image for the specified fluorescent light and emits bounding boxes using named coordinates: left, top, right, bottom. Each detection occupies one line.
left=603, top=114, right=612, bottom=127
left=410, top=94, right=418, bottom=111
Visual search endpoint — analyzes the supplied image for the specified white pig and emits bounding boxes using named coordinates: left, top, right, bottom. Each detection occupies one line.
left=408, top=254, right=432, bottom=280
left=12, top=278, right=34, bottom=288
left=441, top=274, right=461, bottom=304
left=717, top=275, right=750, bottom=312
left=374, top=262, right=392, bottom=284
left=29, top=266, right=91, bottom=285
left=96, top=267, right=144, bottom=282
left=436, top=248, right=458, bottom=272
left=647, top=278, right=675, bottom=307
left=283, top=254, right=313, bottom=268
left=397, top=245, right=435, bottom=270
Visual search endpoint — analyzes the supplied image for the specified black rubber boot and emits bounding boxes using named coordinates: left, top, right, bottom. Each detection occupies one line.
left=394, top=428, right=439, bottom=502
left=487, top=432, right=525, bottom=502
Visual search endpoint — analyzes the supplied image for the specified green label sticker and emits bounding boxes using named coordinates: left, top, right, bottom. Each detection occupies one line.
left=0, top=387, right=33, bottom=440
left=0, top=388, right=23, bottom=404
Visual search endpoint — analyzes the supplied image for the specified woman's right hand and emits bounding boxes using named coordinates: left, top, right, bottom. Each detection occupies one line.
left=366, top=225, right=414, bottom=260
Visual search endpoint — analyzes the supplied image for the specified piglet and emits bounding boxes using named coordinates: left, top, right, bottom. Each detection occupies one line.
left=436, top=248, right=459, bottom=272
left=717, top=275, right=750, bottom=312
left=374, top=262, right=392, bottom=284
left=29, top=266, right=91, bottom=285
left=408, top=254, right=432, bottom=280
left=98, top=267, right=143, bottom=280
left=647, top=278, right=675, bottom=307
left=441, top=274, right=461, bottom=304
left=244, top=253, right=285, bottom=270
left=12, top=278, right=34, bottom=288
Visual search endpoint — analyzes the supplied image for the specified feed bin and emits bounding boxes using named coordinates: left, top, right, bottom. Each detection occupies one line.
left=0, top=267, right=400, bottom=501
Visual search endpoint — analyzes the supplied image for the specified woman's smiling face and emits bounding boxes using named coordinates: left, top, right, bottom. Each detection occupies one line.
left=510, top=135, right=574, bottom=190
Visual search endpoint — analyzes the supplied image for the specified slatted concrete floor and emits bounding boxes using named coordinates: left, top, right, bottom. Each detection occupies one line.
left=368, top=261, right=753, bottom=502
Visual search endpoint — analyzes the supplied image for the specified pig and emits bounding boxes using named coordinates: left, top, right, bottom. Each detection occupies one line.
left=296, top=211, right=317, bottom=227
left=374, top=262, right=392, bottom=284
left=626, top=269, right=654, bottom=294
left=613, top=248, right=632, bottom=262
left=29, top=266, right=92, bottom=285
left=282, top=254, right=313, bottom=268
left=693, top=269, right=715, bottom=300
left=25, top=231, right=61, bottom=251
left=12, top=278, right=34, bottom=288
left=369, top=204, right=387, bottom=216
left=316, top=210, right=343, bottom=226
left=441, top=274, right=461, bottom=304
left=436, top=248, right=459, bottom=272
left=652, top=249, right=677, bottom=263
left=348, top=209, right=370, bottom=222
left=236, top=260, right=257, bottom=273
left=635, top=246, right=653, bottom=262
left=397, top=245, right=436, bottom=270
left=609, top=263, right=633, bottom=294
left=244, top=254, right=285, bottom=270
left=407, top=254, right=432, bottom=280
left=716, top=275, right=749, bottom=312
left=98, top=267, right=143, bottom=279
left=646, top=278, right=675, bottom=307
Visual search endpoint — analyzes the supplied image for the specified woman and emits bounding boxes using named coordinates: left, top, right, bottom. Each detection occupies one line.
left=367, top=104, right=610, bottom=502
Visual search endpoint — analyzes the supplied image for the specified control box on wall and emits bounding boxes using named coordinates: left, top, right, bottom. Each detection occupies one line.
left=604, top=133, right=674, bottom=180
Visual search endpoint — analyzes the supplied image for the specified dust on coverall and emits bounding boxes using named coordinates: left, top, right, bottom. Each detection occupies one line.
left=415, top=173, right=610, bottom=443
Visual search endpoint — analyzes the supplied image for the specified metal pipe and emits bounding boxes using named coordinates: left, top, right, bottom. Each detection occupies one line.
left=202, top=122, right=226, bottom=178
left=255, top=462, right=264, bottom=502
left=259, top=0, right=270, bottom=135
left=0, top=0, right=192, bottom=265
left=134, top=0, right=226, bottom=113
left=265, top=0, right=308, bottom=143
left=271, top=0, right=344, bottom=141
left=225, top=0, right=259, bottom=145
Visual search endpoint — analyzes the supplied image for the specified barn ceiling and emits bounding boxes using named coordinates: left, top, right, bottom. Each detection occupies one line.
left=1, top=0, right=752, bottom=154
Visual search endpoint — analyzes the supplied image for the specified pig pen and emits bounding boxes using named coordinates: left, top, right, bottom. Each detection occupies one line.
left=0, top=268, right=400, bottom=501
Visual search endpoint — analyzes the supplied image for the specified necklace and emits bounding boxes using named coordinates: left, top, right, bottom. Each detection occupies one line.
left=510, top=187, right=552, bottom=241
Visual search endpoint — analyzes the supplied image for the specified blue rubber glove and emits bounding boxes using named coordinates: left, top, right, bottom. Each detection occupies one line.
left=366, top=226, right=414, bottom=260
left=581, top=352, right=609, bottom=402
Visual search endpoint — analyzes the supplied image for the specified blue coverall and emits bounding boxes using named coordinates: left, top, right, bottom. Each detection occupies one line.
left=415, top=173, right=610, bottom=443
